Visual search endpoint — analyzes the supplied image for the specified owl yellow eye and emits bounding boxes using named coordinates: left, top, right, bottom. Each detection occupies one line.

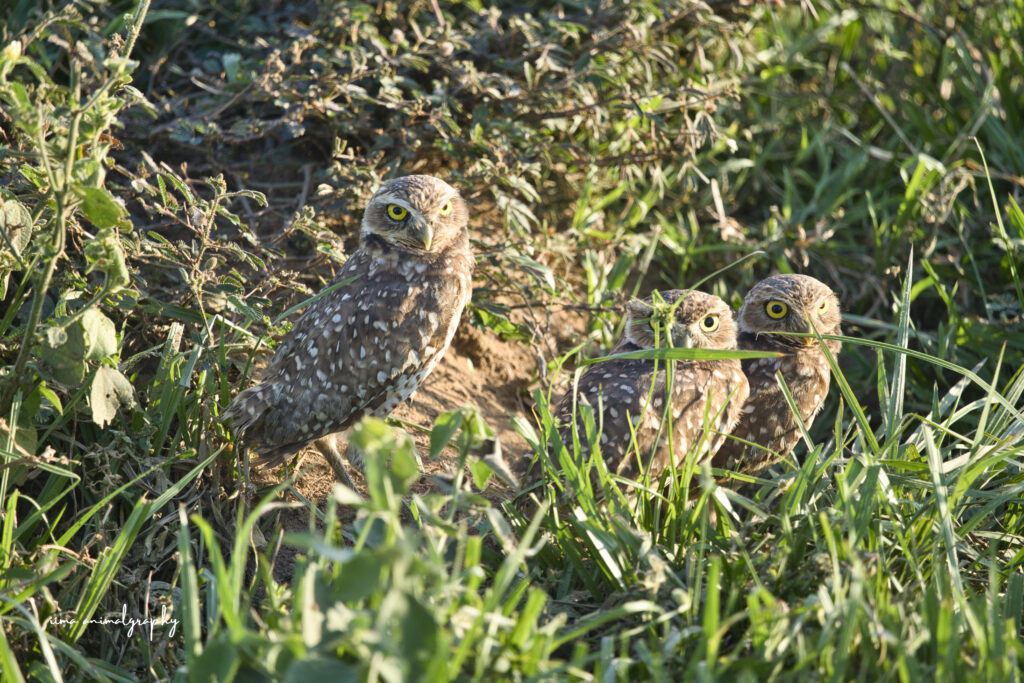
left=386, top=204, right=408, bottom=221
left=438, top=200, right=453, bottom=216
left=765, top=301, right=788, bottom=319
left=819, top=299, right=829, bottom=314
left=699, top=314, right=720, bottom=332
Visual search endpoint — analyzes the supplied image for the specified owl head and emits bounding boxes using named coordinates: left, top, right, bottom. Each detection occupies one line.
left=362, top=175, right=469, bottom=253
left=738, top=274, right=841, bottom=348
left=624, top=289, right=738, bottom=350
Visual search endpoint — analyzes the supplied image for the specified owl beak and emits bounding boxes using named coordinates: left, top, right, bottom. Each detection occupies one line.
left=669, top=328, right=691, bottom=349
left=803, top=320, right=817, bottom=346
left=410, top=219, right=433, bottom=250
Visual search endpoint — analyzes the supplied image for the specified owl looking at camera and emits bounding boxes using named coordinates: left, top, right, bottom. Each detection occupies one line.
left=554, top=289, right=750, bottom=483
left=711, top=274, right=842, bottom=477
left=224, top=174, right=474, bottom=489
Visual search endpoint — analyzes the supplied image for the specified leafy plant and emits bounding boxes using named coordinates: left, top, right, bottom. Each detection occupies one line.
left=1, top=0, right=1023, bottom=679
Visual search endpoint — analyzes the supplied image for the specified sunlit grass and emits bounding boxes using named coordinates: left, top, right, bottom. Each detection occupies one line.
left=0, top=0, right=1022, bottom=679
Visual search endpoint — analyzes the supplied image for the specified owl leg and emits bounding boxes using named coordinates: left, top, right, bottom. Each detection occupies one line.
left=341, top=438, right=420, bottom=479
left=335, top=432, right=420, bottom=518
left=314, top=433, right=360, bottom=492
left=316, top=428, right=427, bottom=519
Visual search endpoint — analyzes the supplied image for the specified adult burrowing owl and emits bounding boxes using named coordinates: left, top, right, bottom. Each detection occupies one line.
left=711, top=274, right=841, bottom=477
left=224, top=175, right=474, bottom=486
left=554, top=290, right=749, bottom=484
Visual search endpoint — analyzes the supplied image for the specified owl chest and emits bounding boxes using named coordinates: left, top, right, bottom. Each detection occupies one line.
left=628, top=368, right=718, bottom=453
left=750, top=355, right=829, bottom=409
left=373, top=368, right=430, bottom=416
left=786, top=354, right=831, bottom=419
left=369, top=263, right=471, bottom=413
left=416, top=267, right=471, bottom=367
left=368, top=341, right=446, bottom=417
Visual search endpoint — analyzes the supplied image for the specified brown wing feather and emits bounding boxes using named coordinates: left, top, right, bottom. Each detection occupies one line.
left=555, top=351, right=656, bottom=469
left=225, top=236, right=471, bottom=462
left=711, top=346, right=831, bottom=476
left=556, top=340, right=748, bottom=481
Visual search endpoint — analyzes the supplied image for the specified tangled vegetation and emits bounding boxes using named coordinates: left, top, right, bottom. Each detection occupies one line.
left=1, top=0, right=1022, bottom=679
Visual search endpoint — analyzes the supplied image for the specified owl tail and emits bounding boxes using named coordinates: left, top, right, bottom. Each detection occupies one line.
left=252, top=441, right=306, bottom=469
left=221, top=382, right=272, bottom=437
left=223, top=383, right=308, bottom=468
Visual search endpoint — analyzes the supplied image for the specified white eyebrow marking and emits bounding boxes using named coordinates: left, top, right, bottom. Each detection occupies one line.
left=380, top=198, right=416, bottom=213
left=371, top=190, right=404, bottom=204
left=373, top=194, right=421, bottom=217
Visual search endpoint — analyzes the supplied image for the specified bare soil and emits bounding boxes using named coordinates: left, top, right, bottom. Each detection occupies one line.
left=249, top=311, right=550, bottom=581
left=239, top=191, right=594, bottom=581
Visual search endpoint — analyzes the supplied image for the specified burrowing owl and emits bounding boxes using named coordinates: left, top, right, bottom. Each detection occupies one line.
left=224, top=175, right=474, bottom=486
left=711, top=274, right=841, bottom=477
left=554, top=290, right=749, bottom=484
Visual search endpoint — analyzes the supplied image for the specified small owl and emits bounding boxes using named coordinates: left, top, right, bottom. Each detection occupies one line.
left=224, top=175, right=474, bottom=486
left=711, top=274, right=842, bottom=477
left=553, top=289, right=749, bottom=484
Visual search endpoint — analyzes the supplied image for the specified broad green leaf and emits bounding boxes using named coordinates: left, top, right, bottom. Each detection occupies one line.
left=284, top=658, right=358, bottom=683
left=222, top=52, right=241, bottom=82
left=76, top=186, right=126, bottom=229
left=7, top=82, right=30, bottom=111
left=332, top=483, right=364, bottom=506
left=84, top=226, right=130, bottom=291
left=389, top=436, right=420, bottom=485
left=398, top=593, right=440, bottom=663
left=0, top=198, right=33, bottom=296
left=350, top=418, right=418, bottom=505
left=42, top=323, right=86, bottom=386
left=0, top=421, right=36, bottom=458
left=89, top=365, right=136, bottom=427
left=81, top=308, right=117, bottom=361
left=469, top=459, right=493, bottom=489
left=44, top=325, right=69, bottom=348
left=430, top=410, right=463, bottom=460
left=334, top=553, right=384, bottom=603
left=0, top=198, right=32, bottom=251
left=469, top=304, right=531, bottom=342
left=189, top=632, right=240, bottom=682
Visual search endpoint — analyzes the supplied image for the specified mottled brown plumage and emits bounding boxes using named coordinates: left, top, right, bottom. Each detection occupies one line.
left=554, top=289, right=749, bottom=483
left=711, top=274, right=841, bottom=477
left=224, top=175, right=473, bottom=482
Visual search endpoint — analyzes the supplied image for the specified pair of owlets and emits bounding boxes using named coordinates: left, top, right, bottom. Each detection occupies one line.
left=225, top=175, right=842, bottom=490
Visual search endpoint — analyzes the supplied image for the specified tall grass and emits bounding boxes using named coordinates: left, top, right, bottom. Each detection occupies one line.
left=0, top=0, right=1021, bottom=679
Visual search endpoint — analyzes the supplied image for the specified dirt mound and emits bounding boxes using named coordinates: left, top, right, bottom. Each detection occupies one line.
left=250, top=313, right=544, bottom=580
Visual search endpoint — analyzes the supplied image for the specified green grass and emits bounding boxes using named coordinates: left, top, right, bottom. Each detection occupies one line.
left=1, top=0, right=1023, bottom=679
